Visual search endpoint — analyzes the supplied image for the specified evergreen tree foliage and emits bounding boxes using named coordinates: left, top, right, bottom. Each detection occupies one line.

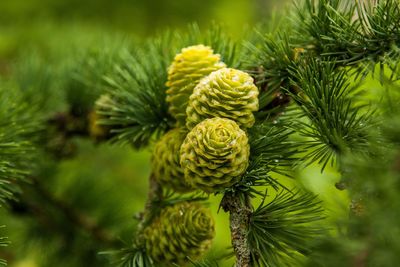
left=0, top=0, right=400, bottom=266
left=248, top=190, right=325, bottom=266
left=0, top=82, right=42, bottom=266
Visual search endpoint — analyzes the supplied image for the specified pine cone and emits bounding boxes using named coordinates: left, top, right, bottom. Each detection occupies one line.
left=143, top=202, right=215, bottom=266
left=88, top=111, right=108, bottom=140
left=152, top=128, right=193, bottom=192
left=89, top=94, right=114, bottom=140
left=166, top=45, right=226, bottom=126
left=180, top=117, right=250, bottom=192
left=186, top=68, right=259, bottom=130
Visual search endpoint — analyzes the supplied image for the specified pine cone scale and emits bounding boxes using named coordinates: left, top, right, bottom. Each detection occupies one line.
left=186, top=68, right=259, bottom=129
left=144, top=202, right=215, bottom=266
left=181, top=117, right=250, bottom=192
left=166, top=45, right=226, bottom=126
left=152, top=128, right=193, bottom=192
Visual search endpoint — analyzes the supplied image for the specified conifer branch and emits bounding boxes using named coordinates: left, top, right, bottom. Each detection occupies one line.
left=294, top=0, right=400, bottom=80
left=0, top=83, right=42, bottom=265
left=99, top=40, right=173, bottom=149
left=33, top=177, right=118, bottom=245
left=136, top=173, right=163, bottom=234
left=11, top=177, right=119, bottom=247
left=248, top=190, right=326, bottom=267
left=0, top=226, right=9, bottom=266
left=288, top=59, right=374, bottom=171
left=221, top=193, right=252, bottom=267
left=114, top=173, right=163, bottom=267
left=233, top=122, right=299, bottom=197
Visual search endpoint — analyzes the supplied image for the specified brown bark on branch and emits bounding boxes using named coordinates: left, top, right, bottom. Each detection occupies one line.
left=221, top=192, right=252, bottom=267
left=137, top=173, right=163, bottom=234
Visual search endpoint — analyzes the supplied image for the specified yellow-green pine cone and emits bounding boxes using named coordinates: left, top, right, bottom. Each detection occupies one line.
left=180, top=117, right=250, bottom=193
left=166, top=45, right=226, bottom=126
left=143, top=202, right=215, bottom=266
left=88, top=94, right=114, bottom=140
left=88, top=110, right=108, bottom=140
left=152, top=128, right=193, bottom=192
left=186, top=68, right=259, bottom=130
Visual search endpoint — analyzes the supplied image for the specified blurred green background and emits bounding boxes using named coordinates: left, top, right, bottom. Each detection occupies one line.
left=0, top=0, right=352, bottom=266
left=0, top=0, right=288, bottom=61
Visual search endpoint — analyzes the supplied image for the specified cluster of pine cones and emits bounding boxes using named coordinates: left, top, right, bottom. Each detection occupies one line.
left=145, top=45, right=259, bottom=266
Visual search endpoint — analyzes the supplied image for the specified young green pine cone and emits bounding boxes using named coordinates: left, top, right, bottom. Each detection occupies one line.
left=88, top=110, right=107, bottom=140
left=89, top=94, right=114, bottom=140
left=166, top=45, right=226, bottom=126
left=143, top=202, right=215, bottom=266
left=186, top=68, right=259, bottom=130
left=151, top=128, right=193, bottom=192
left=180, top=117, right=250, bottom=192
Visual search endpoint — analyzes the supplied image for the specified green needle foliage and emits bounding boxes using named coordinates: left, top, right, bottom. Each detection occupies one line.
left=65, top=39, right=131, bottom=116
left=234, top=122, right=299, bottom=196
left=0, top=87, right=39, bottom=204
left=248, top=190, right=325, bottom=267
left=295, top=0, right=400, bottom=79
left=0, top=227, right=8, bottom=267
left=1, top=1, right=400, bottom=267
left=0, top=83, right=41, bottom=265
left=246, top=33, right=297, bottom=120
left=100, top=37, right=174, bottom=148
left=306, top=89, right=400, bottom=267
left=110, top=247, right=153, bottom=267
left=11, top=53, right=61, bottom=113
left=288, top=59, right=373, bottom=171
left=248, top=33, right=295, bottom=89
